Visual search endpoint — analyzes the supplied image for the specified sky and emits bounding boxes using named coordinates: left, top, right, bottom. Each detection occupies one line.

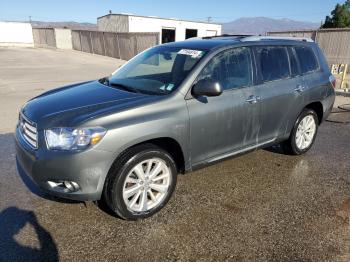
left=0, top=0, right=341, bottom=24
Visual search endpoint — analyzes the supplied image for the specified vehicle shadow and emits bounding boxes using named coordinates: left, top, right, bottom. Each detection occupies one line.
left=263, top=144, right=286, bottom=155
left=0, top=206, right=59, bottom=261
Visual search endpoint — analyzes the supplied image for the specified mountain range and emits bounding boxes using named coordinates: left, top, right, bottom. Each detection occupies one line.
left=222, top=17, right=320, bottom=35
left=31, top=21, right=97, bottom=30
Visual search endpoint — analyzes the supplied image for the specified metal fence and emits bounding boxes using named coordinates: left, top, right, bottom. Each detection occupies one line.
left=32, top=28, right=56, bottom=48
left=267, top=28, right=350, bottom=66
left=71, top=30, right=159, bottom=60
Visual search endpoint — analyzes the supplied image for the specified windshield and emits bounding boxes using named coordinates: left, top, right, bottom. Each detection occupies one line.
left=107, top=46, right=207, bottom=95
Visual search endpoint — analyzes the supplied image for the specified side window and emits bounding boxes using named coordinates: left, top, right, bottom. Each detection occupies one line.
left=294, top=46, right=319, bottom=74
left=288, top=47, right=300, bottom=76
left=197, top=47, right=253, bottom=90
left=257, top=46, right=290, bottom=82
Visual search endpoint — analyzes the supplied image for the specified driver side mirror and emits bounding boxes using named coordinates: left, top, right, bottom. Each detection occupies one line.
left=192, top=79, right=223, bottom=97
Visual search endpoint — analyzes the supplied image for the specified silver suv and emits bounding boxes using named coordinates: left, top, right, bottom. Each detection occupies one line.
left=15, top=36, right=335, bottom=220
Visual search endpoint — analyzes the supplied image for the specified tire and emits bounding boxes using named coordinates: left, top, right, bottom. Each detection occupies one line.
left=104, top=144, right=177, bottom=220
left=282, top=108, right=319, bottom=155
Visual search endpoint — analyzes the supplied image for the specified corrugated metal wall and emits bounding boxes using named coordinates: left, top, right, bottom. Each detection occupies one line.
left=71, top=30, right=159, bottom=60
left=97, top=15, right=129, bottom=32
left=267, top=29, right=350, bottom=66
left=267, top=30, right=316, bottom=40
left=316, top=29, right=350, bottom=65
left=32, top=28, right=56, bottom=48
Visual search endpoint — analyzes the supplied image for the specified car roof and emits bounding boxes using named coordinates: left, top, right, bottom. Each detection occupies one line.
left=162, top=35, right=314, bottom=51
left=162, top=37, right=242, bottom=51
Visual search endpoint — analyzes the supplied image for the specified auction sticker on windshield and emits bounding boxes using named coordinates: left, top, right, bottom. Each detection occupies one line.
left=178, top=49, right=204, bottom=58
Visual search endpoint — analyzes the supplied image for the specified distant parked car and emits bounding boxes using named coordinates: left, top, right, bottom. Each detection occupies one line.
left=16, top=36, right=335, bottom=220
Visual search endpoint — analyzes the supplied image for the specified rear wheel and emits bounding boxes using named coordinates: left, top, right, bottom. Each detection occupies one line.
left=104, top=144, right=177, bottom=220
left=283, top=108, right=319, bottom=155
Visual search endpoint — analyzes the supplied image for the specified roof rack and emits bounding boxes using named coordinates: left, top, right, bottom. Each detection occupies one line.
left=240, top=36, right=314, bottom=42
left=201, top=34, right=253, bottom=39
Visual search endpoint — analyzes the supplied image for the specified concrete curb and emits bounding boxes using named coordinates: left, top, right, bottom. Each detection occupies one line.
left=335, top=90, right=350, bottom=97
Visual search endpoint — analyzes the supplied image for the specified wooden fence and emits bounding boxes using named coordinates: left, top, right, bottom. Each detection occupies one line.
left=267, top=28, right=350, bottom=66
left=71, top=30, right=159, bottom=60
left=32, top=28, right=56, bottom=48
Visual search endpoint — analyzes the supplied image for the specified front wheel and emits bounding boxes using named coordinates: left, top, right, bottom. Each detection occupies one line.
left=282, top=108, right=319, bottom=155
left=104, top=144, right=177, bottom=220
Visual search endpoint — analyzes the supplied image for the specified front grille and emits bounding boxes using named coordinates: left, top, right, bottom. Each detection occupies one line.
left=19, top=113, right=38, bottom=149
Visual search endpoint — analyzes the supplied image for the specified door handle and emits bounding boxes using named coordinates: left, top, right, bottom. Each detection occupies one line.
left=294, top=85, right=305, bottom=93
left=246, top=95, right=260, bottom=104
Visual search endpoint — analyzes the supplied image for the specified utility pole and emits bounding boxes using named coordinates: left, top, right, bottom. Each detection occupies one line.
left=207, top=16, right=212, bottom=23
left=29, top=16, right=32, bottom=23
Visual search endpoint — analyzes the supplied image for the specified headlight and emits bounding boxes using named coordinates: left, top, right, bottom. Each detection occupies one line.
left=45, top=127, right=107, bottom=151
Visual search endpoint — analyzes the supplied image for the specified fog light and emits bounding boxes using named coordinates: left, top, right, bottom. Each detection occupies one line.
left=47, top=180, right=80, bottom=192
left=64, top=181, right=74, bottom=191
left=64, top=181, right=80, bottom=192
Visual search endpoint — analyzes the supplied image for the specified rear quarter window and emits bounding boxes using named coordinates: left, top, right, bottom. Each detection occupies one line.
left=257, top=46, right=290, bottom=82
left=294, top=46, right=319, bottom=74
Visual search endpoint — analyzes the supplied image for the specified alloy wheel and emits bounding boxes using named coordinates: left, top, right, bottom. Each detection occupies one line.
left=295, top=115, right=316, bottom=150
left=122, top=158, right=171, bottom=212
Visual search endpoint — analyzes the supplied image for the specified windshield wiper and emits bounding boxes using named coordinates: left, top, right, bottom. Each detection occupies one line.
left=99, top=77, right=164, bottom=95
left=103, top=79, right=141, bottom=94
left=99, top=77, right=110, bottom=86
left=110, top=82, right=141, bottom=94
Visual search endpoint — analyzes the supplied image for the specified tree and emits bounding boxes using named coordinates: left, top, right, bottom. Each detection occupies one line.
left=322, top=1, right=350, bottom=28
left=345, top=0, right=350, bottom=8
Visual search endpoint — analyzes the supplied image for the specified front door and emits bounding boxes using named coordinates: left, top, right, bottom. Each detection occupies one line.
left=186, top=47, right=260, bottom=165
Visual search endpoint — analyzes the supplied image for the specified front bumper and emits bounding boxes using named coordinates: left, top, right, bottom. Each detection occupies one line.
left=15, top=127, right=114, bottom=201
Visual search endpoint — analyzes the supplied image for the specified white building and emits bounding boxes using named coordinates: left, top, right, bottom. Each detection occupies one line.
left=0, top=22, right=34, bottom=47
left=97, top=13, right=222, bottom=43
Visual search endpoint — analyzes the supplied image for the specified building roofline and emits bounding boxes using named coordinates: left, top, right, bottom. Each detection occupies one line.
left=97, top=13, right=222, bottom=26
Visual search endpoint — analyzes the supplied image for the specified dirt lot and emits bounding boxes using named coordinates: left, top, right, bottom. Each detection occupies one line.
left=1, top=47, right=350, bottom=261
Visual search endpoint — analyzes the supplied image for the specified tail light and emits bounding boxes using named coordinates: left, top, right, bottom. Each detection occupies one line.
left=329, top=75, right=336, bottom=89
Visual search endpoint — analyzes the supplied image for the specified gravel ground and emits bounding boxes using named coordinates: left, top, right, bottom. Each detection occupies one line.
left=0, top=47, right=350, bottom=261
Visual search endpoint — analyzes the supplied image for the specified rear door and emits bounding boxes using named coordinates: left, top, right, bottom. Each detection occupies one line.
left=254, top=45, right=305, bottom=143
left=186, top=47, right=260, bottom=164
left=294, top=45, right=325, bottom=103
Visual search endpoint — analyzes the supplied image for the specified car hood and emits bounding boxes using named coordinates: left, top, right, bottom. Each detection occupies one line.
left=22, top=80, right=156, bottom=129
